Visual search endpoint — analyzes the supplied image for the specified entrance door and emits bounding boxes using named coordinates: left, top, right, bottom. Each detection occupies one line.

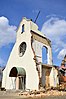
left=9, top=67, right=26, bottom=90
left=19, top=76, right=26, bottom=90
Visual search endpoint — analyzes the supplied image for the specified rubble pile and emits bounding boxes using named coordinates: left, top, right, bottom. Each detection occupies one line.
left=19, top=89, right=66, bottom=98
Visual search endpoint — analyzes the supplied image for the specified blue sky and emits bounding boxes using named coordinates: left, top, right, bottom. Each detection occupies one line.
left=0, top=0, right=66, bottom=67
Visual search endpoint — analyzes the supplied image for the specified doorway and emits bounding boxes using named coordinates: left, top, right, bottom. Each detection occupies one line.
left=9, top=67, right=26, bottom=90
left=19, top=76, right=26, bottom=90
left=45, top=70, right=50, bottom=87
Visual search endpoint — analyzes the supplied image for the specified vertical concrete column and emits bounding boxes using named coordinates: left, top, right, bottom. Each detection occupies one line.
left=16, top=77, right=19, bottom=90
left=47, top=46, right=53, bottom=65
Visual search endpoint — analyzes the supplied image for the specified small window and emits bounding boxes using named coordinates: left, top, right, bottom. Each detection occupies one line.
left=22, top=24, right=24, bottom=33
left=19, top=42, right=27, bottom=57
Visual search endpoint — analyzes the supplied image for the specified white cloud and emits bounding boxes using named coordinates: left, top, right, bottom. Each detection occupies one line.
left=58, top=49, right=66, bottom=59
left=41, top=17, right=66, bottom=59
left=0, top=16, right=17, bottom=48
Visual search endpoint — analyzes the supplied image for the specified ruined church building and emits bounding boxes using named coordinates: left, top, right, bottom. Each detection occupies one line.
left=2, top=17, right=59, bottom=90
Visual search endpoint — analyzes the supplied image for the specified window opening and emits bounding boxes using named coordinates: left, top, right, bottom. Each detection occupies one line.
left=19, top=42, right=27, bottom=56
left=42, top=46, right=47, bottom=64
left=21, top=24, right=24, bottom=33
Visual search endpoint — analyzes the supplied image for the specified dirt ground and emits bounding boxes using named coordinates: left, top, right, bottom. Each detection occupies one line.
left=0, top=90, right=22, bottom=99
left=0, top=90, right=66, bottom=99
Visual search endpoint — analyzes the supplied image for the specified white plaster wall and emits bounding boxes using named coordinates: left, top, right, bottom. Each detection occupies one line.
left=32, top=40, right=43, bottom=77
left=49, top=67, right=54, bottom=87
left=32, top=40, right=53, bottom=81
left=32, top=40, right=42, bottom=60
left=49, top=67, right=59, bottom=87
left=47, top=46, right=53, bottom=65
left=2, top=18, right=39, bottom=90
left=2, top=68, right=7, bottom=88
left=53, top=68, right=59, bottom=87
left=42, top=44, right=53, bottom=87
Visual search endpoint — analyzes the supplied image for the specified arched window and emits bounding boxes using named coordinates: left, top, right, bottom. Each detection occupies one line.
left=19, top=42, right=27, bottom=56
left=42, top=46, right=47, bottom=64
